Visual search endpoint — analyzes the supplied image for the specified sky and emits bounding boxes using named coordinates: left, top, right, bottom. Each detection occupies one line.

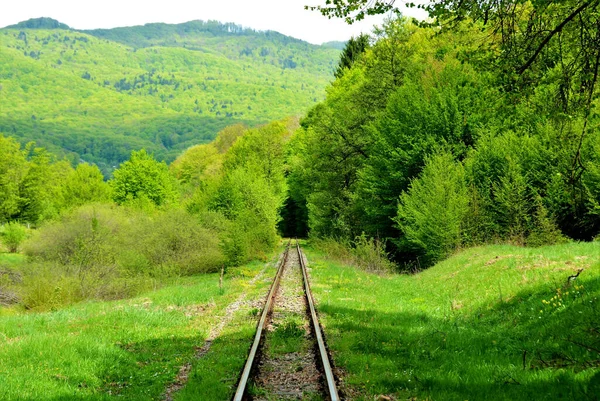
left=0, top=0, right=427, bottom=44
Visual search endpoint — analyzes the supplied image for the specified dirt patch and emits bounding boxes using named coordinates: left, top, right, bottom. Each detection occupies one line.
left=0, top=288, right=19, bottom=306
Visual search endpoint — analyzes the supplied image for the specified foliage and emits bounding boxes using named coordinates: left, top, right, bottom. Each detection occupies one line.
left=0, top=135, right=88, bottom=224
left=60, top=163, right=111, bottom=208
left=0, top=136, right=28, bottom=222
left=334, top=33, right=370, bottom=78
left=111, top=149, right=179, bottom=206
left=288, top=15, right=600, bottom=267
left=395, top=151, right=469, bottom=266
left=311, top=235, right=395, bottom=273
left=0, top=21, right=339, bottom=174
left=19, top=203, right=229, bottom=306
left=308, top=0, right=399, bottom=23
left=204, top=120, right=291, bottom=266
left=0, top=222, right=29, bottom=253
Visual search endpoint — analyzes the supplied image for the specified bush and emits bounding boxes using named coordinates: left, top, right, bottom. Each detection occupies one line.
left=1, top=222, right=29, bottom=253
left=311, top=237, right=353, bottom=264
left=351, top=234, right=395, bottom=273
left=18, top=263, right=83, bottom=310
left=21, top=204, right=226, bottom=308
left=526, top=197, right=567, bottom=247
left=312, top=235, right=394, bottom=273
left=119, top=209, right=225, bottom=275
left=23, top=204, right=121, bottom=267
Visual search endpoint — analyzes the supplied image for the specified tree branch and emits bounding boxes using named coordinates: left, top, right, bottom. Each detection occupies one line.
left=517, top=0, right=595, bottom=74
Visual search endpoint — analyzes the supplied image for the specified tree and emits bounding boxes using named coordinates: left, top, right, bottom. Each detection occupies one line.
left=0, top=136, right=28, bottom=222
left=334, top=34, right=371, bottom=78
left=61, top=163, right=111, bottom=208
left=395, top=151, right=469, bottom=266
left=18, top=146, right=72, bottom=224
left=111, top=150, right=178, bottom=206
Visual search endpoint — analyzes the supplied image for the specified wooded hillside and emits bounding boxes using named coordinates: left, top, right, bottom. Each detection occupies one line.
left=0, top=18, right=339, bottom=175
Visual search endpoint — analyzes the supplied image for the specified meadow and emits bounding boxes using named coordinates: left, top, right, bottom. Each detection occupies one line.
left=305, top=242, right=600, bottom=400
left=0, top=255, right=277, bottom=400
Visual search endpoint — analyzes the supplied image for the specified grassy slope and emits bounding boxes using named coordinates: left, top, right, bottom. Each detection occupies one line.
left=0, top=25, right=338, bottom=172
left=0, top=256, right=277, bottom=400
left=305, top=242, right=600, bottom=400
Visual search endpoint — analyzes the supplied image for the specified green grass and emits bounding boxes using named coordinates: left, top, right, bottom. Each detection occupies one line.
left=305, top=241, right=600, bottom=400
left=269, top=317, right=306, bottom=355
left=0, top=252, right=25, bottom=266
left=0, top=257, right=276, bottom=400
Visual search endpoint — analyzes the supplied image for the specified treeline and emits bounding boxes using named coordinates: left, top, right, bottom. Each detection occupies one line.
left=286, top=17, right=600, bottom=268
left=0, top=120, right=290, bottom=309
left=84, top=19, right=307, bottom=50
left=1, top=114, right=235, bottom=176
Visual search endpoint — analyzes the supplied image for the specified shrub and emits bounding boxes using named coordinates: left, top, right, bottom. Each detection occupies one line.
left=312, top=235, right=394, bottom=273
left=118, top=209, right=225, bottom=275
left=311, top=237, right=353, bottom=264
left=1, top=222, right=29, bottom=253
left=21, top=204, right=226, bottom=308
left=23, top=203, right=121, bottom=267
left=526, top=197, right=567, bottom=247
left=18, top=263, right=83, bottom=310
left=351, top=233, right=395, bottom=273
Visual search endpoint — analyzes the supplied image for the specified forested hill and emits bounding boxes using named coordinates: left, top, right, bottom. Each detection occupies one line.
left=0, top=18, right=339, bottom=175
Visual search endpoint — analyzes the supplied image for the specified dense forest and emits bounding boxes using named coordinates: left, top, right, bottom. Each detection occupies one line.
left=284, top=12, right=600, bottom=268
left=2, top=5, right=600, bottom=297
left=0, top=18, right=339, bottom=175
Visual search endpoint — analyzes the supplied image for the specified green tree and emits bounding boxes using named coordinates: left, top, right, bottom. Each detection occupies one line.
left=0, top=135, right=28, bottom=222
left=61, top=163, right=111, bottom=208
left=111, top=150, right=178, bottom=206
left=19, top=146, right=72, bottom=223
left=334, top=34, right=370, bottom=78
left=395, top=151, right=469, bottom=266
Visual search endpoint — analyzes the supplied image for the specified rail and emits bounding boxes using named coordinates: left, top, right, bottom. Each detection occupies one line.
left=232, top=240, right=339, bottom=400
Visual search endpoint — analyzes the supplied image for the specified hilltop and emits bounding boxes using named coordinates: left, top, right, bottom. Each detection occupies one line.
left=0, top=18, right=339, bottom=174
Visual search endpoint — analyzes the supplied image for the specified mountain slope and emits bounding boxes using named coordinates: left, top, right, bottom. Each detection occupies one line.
left=0, top=19, right=339, bottom=174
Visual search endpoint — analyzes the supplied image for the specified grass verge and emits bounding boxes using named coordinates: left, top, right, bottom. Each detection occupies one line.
left=305, top=241, right=600, bottom=400
left=0, top=254, right=278, bottom=400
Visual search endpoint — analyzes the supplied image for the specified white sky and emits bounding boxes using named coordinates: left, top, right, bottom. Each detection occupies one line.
left=0, top=0, right=427, bottom=44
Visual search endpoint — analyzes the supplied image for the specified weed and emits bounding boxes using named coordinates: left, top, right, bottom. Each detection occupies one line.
left=277, top=317, right=304, bottom=338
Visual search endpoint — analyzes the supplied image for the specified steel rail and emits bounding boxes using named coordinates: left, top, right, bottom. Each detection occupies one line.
left=232, top=241, right=290, bottom=401
left=296, top=240, right=340, bottom=401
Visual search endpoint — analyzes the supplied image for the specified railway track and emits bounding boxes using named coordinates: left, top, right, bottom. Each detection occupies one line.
left=232, top=240, right=340, bottom=401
